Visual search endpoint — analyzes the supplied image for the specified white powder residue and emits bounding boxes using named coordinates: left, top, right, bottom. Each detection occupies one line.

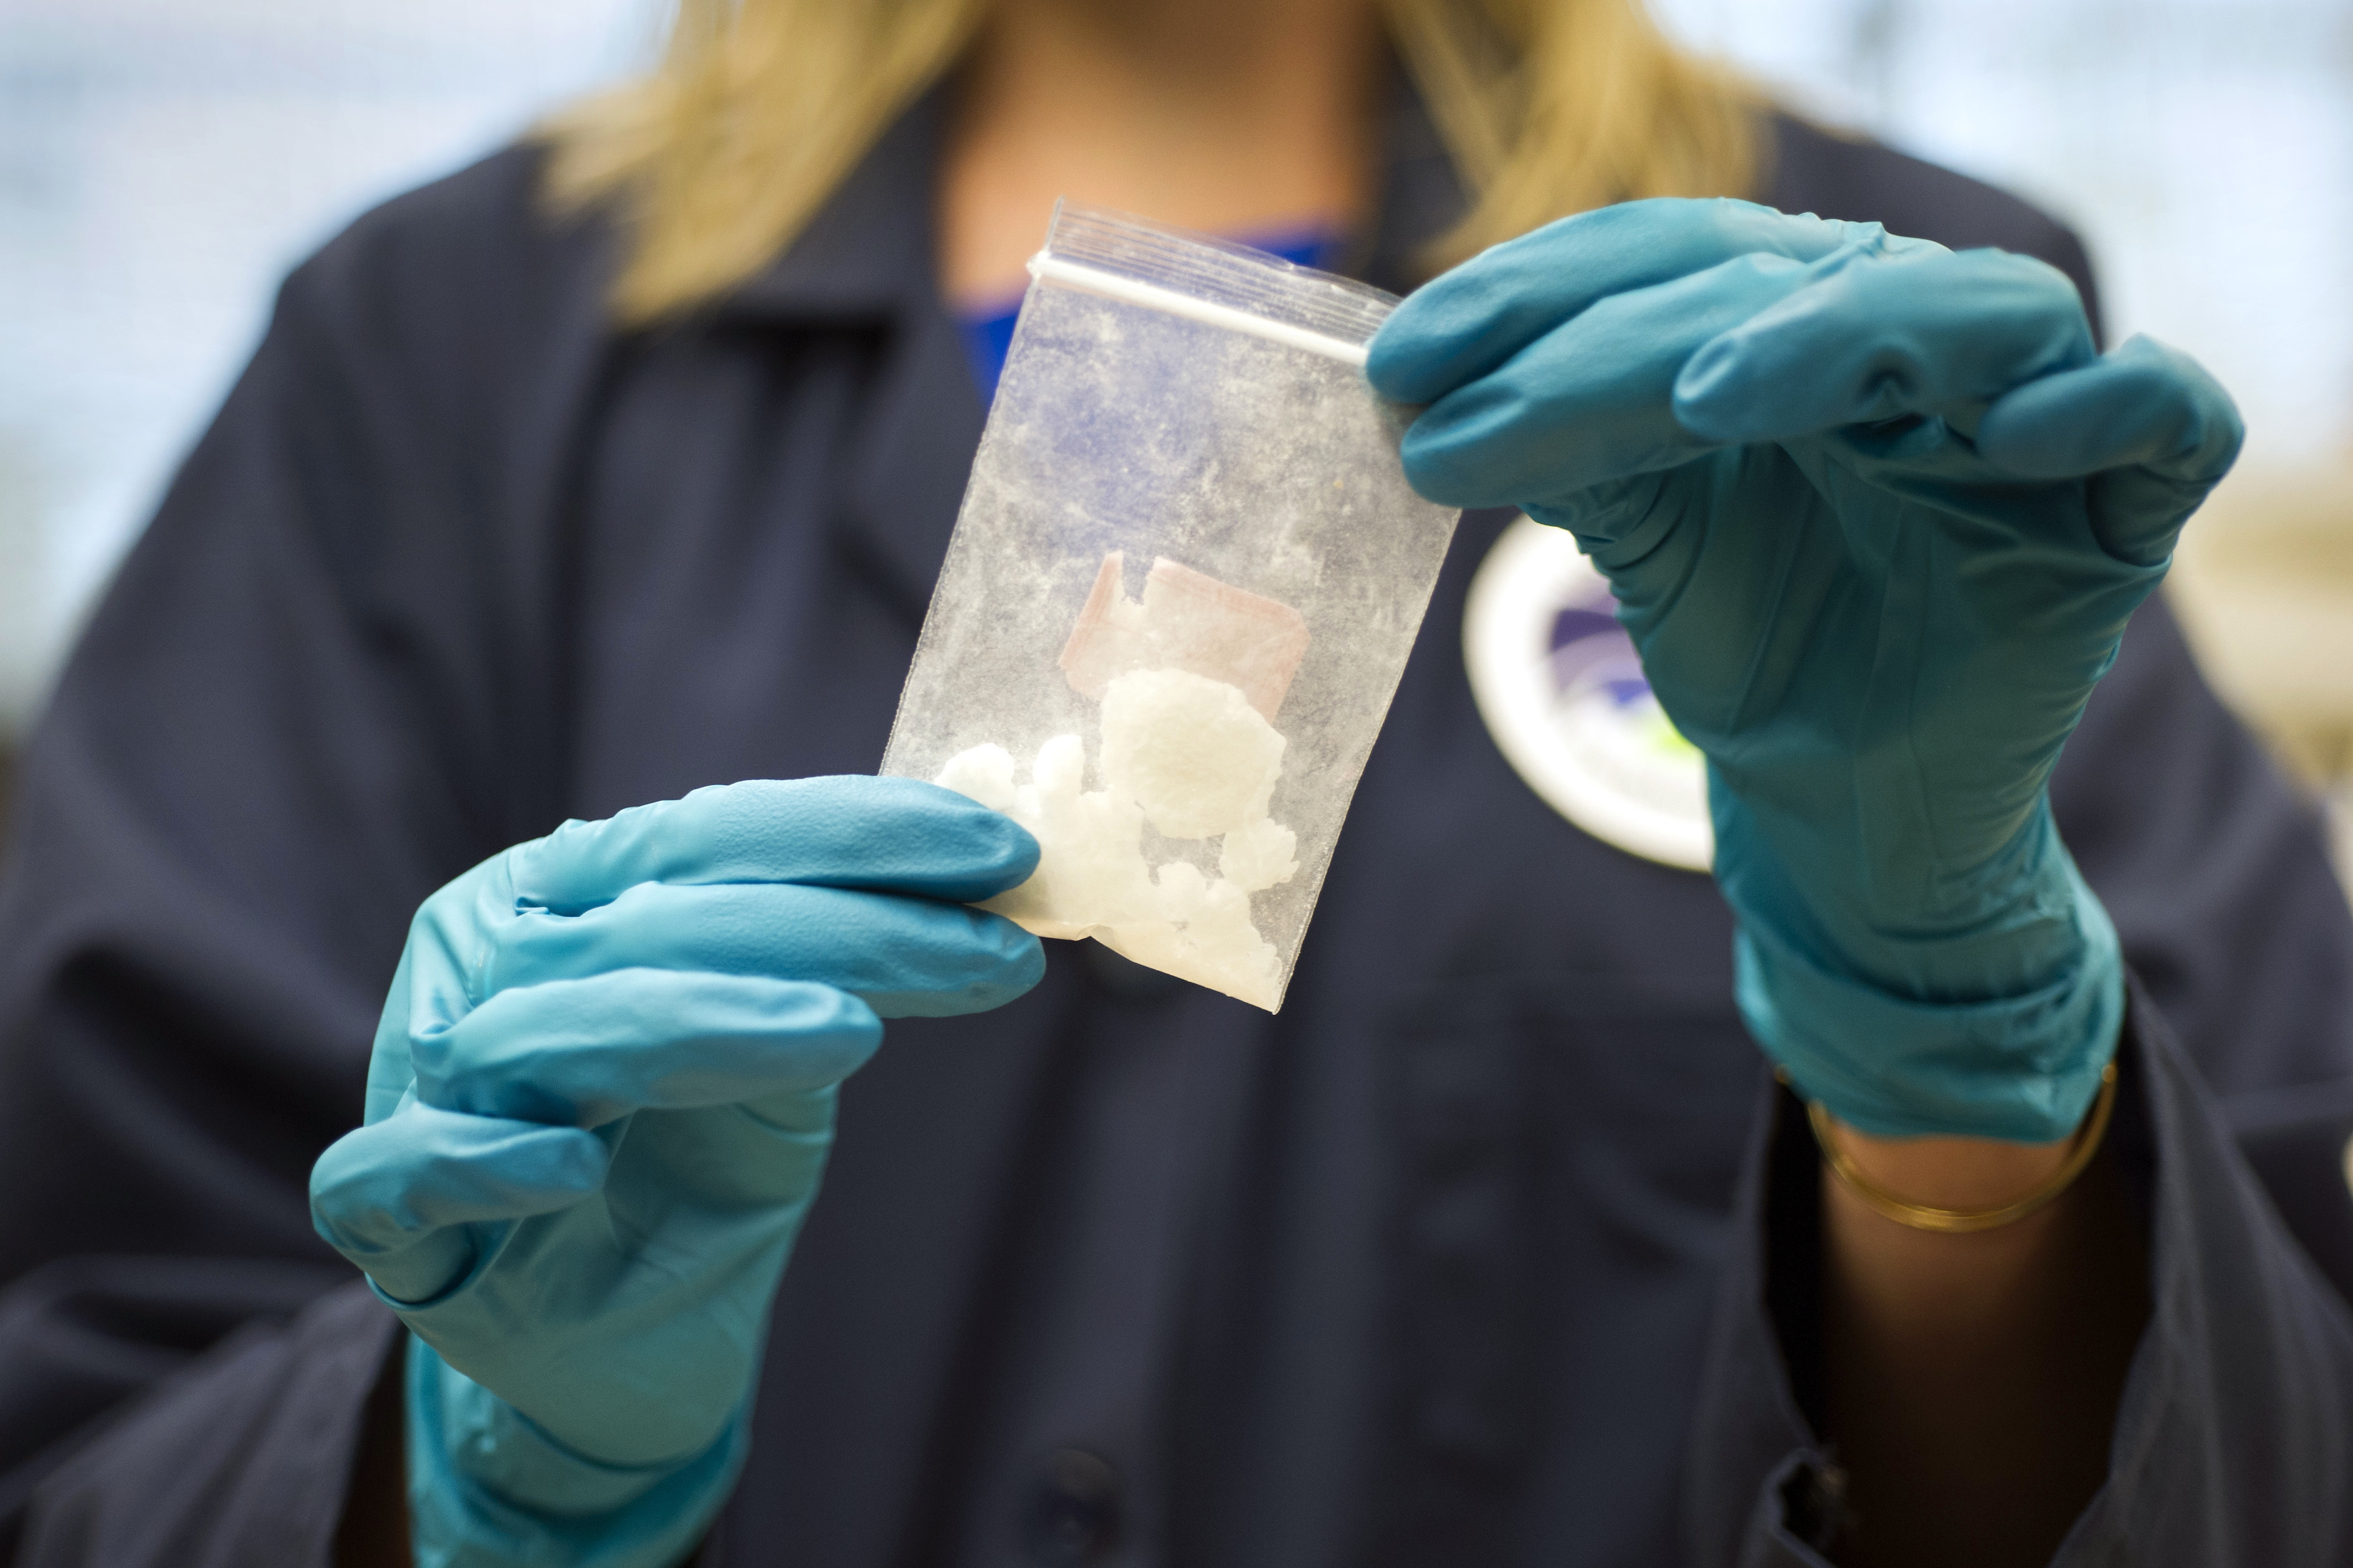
left=935, top=668, right=1299, bottom=1009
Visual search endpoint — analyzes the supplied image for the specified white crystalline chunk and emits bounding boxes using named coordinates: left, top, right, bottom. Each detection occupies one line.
left=1033, top=732, right=1084, bottom=802
left=1218, top=815, right=1299, bottom=893
left=938, top=735, right=1155, bottom=939
left=933, top=743, right=1018, bottom=811
left=1181, top=880, right=1279, bottom=1000
left=1152, top=858, right=1211, bottom=919
left=1097, top=878, right=1280, bottom=1011
left=1099, top=668, right=1285, bottom=839
left=1031, top=788, right=1157, bottom=929
left=930, top=675, right=1294, bottom=1011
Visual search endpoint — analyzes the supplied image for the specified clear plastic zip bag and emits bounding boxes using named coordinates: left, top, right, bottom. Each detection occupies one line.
left=881, top=204, right=1461, bottom=1011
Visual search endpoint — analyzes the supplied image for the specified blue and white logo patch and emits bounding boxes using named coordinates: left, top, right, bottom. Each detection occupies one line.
left=1463, top=515, right=1712, bottom=872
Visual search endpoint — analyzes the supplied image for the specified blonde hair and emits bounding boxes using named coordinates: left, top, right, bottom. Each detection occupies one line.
left=543, top=0, right=1760, bottom=325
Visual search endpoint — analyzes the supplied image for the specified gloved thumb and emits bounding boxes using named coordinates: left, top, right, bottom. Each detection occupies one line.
left=1977, top=335, right=2243, bottom=566
left=311, top=1105, right=610, bottom=1303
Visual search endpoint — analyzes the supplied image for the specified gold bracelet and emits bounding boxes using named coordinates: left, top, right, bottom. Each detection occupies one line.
left=1797, top=1062, right=2121, bottom=1234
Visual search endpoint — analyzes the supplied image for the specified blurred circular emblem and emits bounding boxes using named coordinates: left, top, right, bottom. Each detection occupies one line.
left=1463, top=514, right=1712, bottom=871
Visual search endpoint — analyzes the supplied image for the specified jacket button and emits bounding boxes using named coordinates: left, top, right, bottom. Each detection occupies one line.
left=1023, top=1447, right=1122, bottom=1564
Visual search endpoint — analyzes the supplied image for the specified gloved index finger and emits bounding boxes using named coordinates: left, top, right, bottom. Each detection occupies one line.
left=513, top=776, right=1040, bottom=915
left=1367, top=197, right=1884, bottom=406
left=1668, top=245, right=2097, bottom=445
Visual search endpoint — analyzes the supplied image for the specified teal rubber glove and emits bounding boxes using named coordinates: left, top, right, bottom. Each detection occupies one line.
left=310, top=776, right=1043, bottom=1567
left=1368, top=198, right=2241, bottom=1142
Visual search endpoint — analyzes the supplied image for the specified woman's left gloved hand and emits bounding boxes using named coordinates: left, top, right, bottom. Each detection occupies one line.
left=1369, top=197, right=2242, bottom=1142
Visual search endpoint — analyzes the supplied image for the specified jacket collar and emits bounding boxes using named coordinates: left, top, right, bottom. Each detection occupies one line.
left=713, top=90, right=952, bottom=325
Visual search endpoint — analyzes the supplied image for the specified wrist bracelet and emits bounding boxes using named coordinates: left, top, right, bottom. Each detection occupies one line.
left=1794, top=1062, right=2121, bottom=1234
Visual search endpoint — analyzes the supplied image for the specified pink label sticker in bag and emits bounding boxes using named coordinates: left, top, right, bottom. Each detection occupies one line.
left=1057, top=553, right=1310, bottom=721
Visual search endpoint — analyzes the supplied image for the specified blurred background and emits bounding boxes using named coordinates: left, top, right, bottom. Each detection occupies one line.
left=1, top=0, right=2349, bottom=878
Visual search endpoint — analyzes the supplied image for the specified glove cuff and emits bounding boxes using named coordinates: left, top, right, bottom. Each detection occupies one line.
left=404, top=1336, right=750, bottom=1568
left=1733, top=852, right=2126, bottom=1143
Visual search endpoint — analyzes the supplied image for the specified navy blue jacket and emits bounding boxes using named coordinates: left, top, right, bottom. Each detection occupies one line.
left=4, top=93, right=2352, bottom=1567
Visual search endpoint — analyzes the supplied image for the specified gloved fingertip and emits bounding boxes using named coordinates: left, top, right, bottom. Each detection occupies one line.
left=1972, top=411, right=2082, bottom=480
left=976, top=921, right=1050, bottom=1006
left=801, top=977, right=886, bottom=1033
left=808, top=776, right=1049, bottom=900
left=509, top=1123, right=616, bottom=1197
left=1363, top=318, right=1453, bottom=407
left=909, top=817, right=1041, bottom=905
left=1391, top=393, right=1539, bottom=511
left=1393, top=429, right=1479, bottom=510
left=309, top=1111, right=611, bottom=1259
left=309, top=1143, right=482, bottom=1304
left=780, top=983, right=887, bottom=1079
left=350, top=1232, right=478, bottom=1308
left=1665, top=337, right=1752, bottom=444
left=975, top=812, right=1042, bottom=895
left=863, top=917, right=1047, bottom=1019
left=307, top=1124, right=408, bottom=1232
left=1975, top=335, right=2244, bottom=486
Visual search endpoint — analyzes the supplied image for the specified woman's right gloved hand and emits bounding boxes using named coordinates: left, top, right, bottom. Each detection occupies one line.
left=309, top=776, right=1043, bottom=1568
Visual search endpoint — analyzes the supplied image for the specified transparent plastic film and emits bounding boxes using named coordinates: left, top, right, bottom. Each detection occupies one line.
left=880, top=204, right=1461, bottom=1011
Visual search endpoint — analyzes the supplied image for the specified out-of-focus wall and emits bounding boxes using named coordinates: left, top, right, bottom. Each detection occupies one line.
left=2171, top=455, right=2353, bottom=782
left=0, top=0, right=656, bottom=741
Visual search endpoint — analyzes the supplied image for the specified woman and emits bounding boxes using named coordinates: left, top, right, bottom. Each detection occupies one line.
left=1, top=1, right=2347, bottom=1566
